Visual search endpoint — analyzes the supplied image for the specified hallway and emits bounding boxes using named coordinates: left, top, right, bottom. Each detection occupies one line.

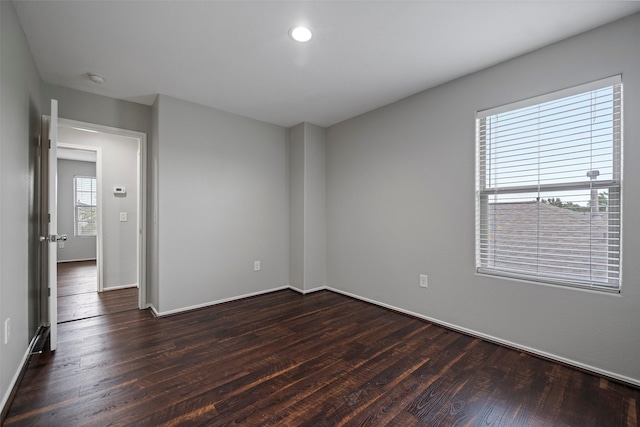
left=57, top=261, right=138, bottom=323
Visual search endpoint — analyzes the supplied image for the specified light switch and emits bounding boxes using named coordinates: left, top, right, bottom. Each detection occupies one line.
left=120, top=212, right=128, bottom=222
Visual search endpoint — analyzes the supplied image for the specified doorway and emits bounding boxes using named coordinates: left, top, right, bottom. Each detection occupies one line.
left=56, top=119, right=147, bottom=313
left=56, top=146, right=102, bottom=321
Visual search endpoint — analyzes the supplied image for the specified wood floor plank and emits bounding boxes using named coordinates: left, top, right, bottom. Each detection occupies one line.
left=211, top=320, right=429, bottom=426
left=115, top=298, right=412, bottom=426
left=57, top=260, right=138, bottom=322
left=4, top=288, right=640, bottom=426
left=57, top=260, right=98, bottom=296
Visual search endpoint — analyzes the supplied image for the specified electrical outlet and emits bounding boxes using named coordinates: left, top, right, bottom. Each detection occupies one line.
left=419, top=274, right=428, bottom=288
left=4, top=318, right=10, bottom=344
left=254, top=261, right=261, bottom=271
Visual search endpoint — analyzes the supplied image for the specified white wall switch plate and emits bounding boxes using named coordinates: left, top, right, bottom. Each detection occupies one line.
left=4, top=318, right=10, bottom=344
left=254, top=261, right=261, bottom=271
left=420, top=274, right=428, bottom=288
left=120, top=212, right=128, bottom=222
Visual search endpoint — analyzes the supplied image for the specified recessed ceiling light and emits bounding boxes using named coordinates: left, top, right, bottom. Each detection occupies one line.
left=87, top=73, right=105, bottom=84
left=289, top=26, right=312, bottom=43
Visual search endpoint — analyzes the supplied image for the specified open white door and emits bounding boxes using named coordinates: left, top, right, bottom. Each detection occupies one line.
left=46, top=100, right=61, bottom=350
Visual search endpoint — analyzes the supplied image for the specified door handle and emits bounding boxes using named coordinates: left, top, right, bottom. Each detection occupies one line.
left=39, top=234, right=68, bottom=243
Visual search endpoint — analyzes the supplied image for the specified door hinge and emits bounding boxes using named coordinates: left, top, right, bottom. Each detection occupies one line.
left=48, top=213, right=51, bottom=223
left=48, top=139, right=51, bottom=149
left=48, top=287, right=51, bottom=297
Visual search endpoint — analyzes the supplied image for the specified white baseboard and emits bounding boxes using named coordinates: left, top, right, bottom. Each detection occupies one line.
left=151, top=285, right=290, bottom=317
left=1, top=348, right=31, bottom=416
left=57, top=258, right=97, bottom=263
left=148, top=303, right=160, bottom=318
left=288, top=285, right=327, bottom=295
left=326, top=286, right=640, bottom=388
left=102, top=283, right=138, bottom=291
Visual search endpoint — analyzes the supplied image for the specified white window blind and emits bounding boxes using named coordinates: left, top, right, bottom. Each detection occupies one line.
left=74, top=176, right=97, bottom=237
left=476, top=77, right=622, bottom=291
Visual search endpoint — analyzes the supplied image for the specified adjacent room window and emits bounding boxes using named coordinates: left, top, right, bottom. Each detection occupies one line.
left=475, top=76, right=622, bottom=291
left=74, top=176, right=97, bottom=237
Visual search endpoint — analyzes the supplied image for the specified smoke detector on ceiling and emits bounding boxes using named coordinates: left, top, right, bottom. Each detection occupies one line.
left=87, top=73, right=105, bottom=84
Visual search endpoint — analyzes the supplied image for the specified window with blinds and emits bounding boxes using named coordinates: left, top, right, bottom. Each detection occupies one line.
left=475, top=76, right=622, bottom=291
left=74, top=176, right=97, bottom=237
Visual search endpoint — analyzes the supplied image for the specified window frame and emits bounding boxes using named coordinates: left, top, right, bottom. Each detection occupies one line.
left=73, top=175, right=98, bottom=237
left=475, top=76, right=623, bottom=292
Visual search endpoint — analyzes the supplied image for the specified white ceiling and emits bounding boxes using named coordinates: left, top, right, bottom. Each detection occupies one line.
left=13, top=1, right=640, bottom=128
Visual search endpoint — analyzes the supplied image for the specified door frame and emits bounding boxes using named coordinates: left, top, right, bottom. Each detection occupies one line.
left=57, top=143, right=104, bottom=291
left=57, top=118, right=148, bottom=309
left=45, top=101, right=59, bottom=350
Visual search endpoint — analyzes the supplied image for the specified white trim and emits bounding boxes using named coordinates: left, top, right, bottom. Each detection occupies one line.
left=148, top=304, right=160, bottom=318
left=289, top=285, right=304, bottom=294
left=102, top=283, right=138, bottom=292
left=59, top=119, right=147, bottom=141
left=152, top=286, right=290, bottom=317
left=0, top=348, right=30, bottom=415
left=289, top=285, right=326, bottom=295
left=326, top=286, right=640, bottom=387
left=474, top=271, right=624, bottom=297
left=47, top=102, right=59, bottom=351
left=477, top=75, right=621, bottom=118
left=153, top=285, right=326, bottom=316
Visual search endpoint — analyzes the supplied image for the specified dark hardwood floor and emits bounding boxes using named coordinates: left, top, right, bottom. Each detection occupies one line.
left=57, top=261, right=138, bottom=322
left=4, top=289, right=638, bottom=426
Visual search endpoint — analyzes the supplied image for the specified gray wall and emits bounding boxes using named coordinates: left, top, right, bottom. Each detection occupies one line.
left=326, top=13, right=640, bottom=384
left=0, top=0, right=43, bottom=409
left=288, top=124, right=305, bottom=291
left=303, top=123, right=326, bottom=291
left=289, top=123, right=326, bottom=292
left=57, top=159, right=97, bottom=262
left=148, top=98, right=160, bottom=309
left=152, top=95, right=289, bottom=313
left=58, top=127, right=139, bottom=289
